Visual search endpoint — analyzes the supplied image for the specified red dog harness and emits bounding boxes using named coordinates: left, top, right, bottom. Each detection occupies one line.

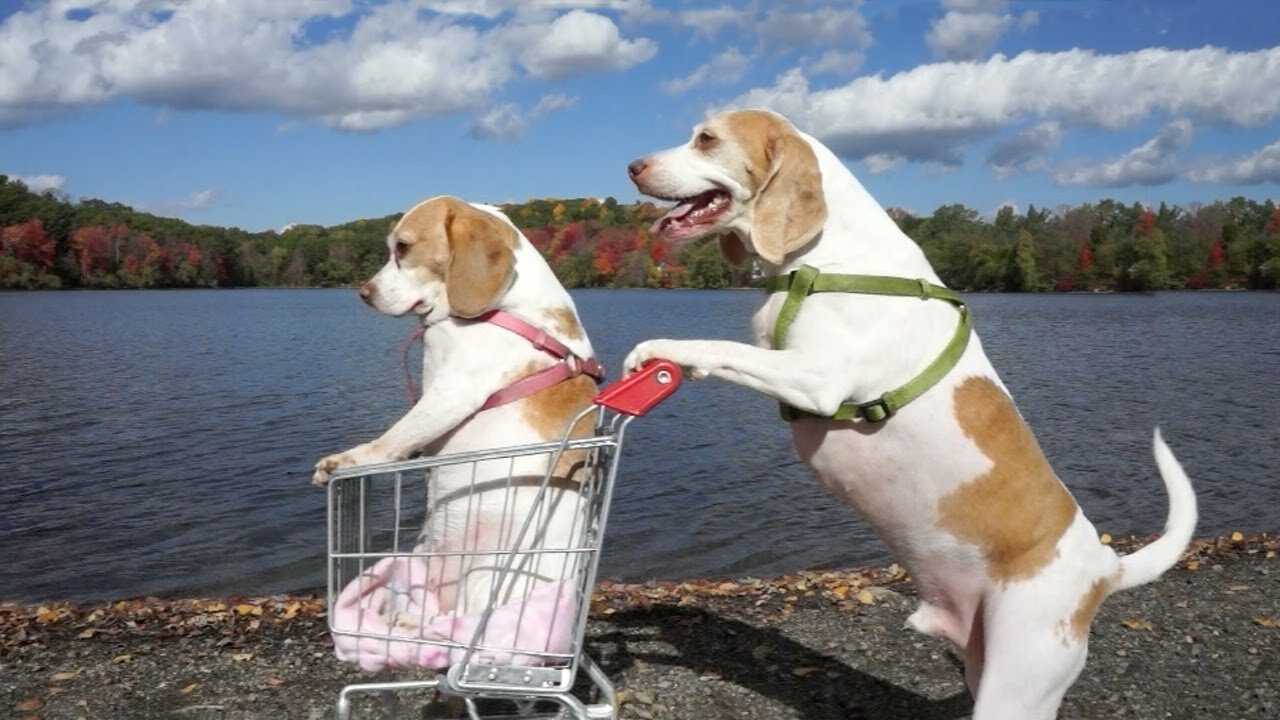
left=401, top=310, right=605, bottom=410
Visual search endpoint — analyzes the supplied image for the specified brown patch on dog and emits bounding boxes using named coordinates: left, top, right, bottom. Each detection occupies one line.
left=718, top=111, right=777, bottom=188
left=545, top=307, right=585, bottom=341
left=1068, top=578, right=1110, bottom=642
left=937, top=377, right=1078, bottom=584
left=715, top=110, right=827, bottom=265
left=501, top=362, right=595, bottom=482
left=392, top=197, right=517, bottom=317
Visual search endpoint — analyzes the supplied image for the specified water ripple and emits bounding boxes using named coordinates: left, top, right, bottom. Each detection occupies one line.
left=1, top=289, right=1278, bottom=603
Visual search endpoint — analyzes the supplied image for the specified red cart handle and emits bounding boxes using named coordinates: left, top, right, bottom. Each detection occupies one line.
left=593, top=360, right=683, bottom=416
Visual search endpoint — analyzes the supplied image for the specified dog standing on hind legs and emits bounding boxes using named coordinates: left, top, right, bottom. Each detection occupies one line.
left=622, top=109, right=1197, bottom=719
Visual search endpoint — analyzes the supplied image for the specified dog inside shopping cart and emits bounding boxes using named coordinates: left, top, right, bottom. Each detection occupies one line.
left=312, top=196, right=608, bottom=673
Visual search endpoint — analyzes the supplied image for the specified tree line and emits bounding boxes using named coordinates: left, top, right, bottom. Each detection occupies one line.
left=3, top=175, right=1278, bottom=292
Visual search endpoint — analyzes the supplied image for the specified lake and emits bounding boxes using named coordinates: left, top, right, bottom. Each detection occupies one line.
left=1, top=289, right=1277, bottom=604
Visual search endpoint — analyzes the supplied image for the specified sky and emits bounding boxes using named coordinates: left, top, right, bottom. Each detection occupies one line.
left=1, top=0, right=1279, bottom=233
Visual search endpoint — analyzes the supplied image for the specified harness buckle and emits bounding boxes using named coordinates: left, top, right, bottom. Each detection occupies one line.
left=857, top=398, right=894, bottom=423
left=564, top=355, right=581, bottom=376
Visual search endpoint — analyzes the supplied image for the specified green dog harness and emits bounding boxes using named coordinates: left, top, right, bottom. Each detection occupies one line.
left=764, top=264, right=972, bottom=423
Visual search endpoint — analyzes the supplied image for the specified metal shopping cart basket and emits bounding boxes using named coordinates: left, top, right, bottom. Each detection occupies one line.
left=326, top=361, right=683, bottom=720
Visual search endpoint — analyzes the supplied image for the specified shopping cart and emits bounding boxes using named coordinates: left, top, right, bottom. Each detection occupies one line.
left=326, top=360, right=683, bottom=720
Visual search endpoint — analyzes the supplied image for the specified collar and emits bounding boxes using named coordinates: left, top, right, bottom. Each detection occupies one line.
left=766, top=264, right=971, bottom=423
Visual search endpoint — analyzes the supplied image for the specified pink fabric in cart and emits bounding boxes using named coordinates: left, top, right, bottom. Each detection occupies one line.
left=330, top=556, right=577, bottom=672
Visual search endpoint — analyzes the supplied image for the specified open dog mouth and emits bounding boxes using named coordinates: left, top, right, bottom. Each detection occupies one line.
left=649, top=189, right=732, bottom=241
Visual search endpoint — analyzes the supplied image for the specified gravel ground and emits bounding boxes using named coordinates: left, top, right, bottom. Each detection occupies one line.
left=3, top=535, right=1277, bottom=720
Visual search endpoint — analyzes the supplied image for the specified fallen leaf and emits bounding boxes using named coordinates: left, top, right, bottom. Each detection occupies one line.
left=1267, top=550, right=1276, bottom=559
left=231, top=652, right=254, bottom=662
left=791, top=666, right=821, bottom=677
left=112, top=654, right=131, bottom=664
left=1121, top=618, right=1155, bottom=631
left=633, top=690, right=655, bottom=705
left=233, top=604, right=262, bottom=617
left=1186, top=560, right=1200, bottom=571
left=831, top=585, right=851, bottom=599
left=51, top=671, right=78, bottom=682
left=204, top=602, right=228, bottom=612
left=265, top=678, right=285, bottom=687
left=77, top=628, right=97, bottom=639
left=278, top=602, right=301, bottom=620
left=1254, top=617, right=1279, bottom=628
left=180, top=683, right=199, bottom=695
left=1231, top=531, right=1244, bottom=542
left=1099, top=533, right=1112, bottom=545
left=857, top=589, right=875, bottom=605
left=14, top=698, right=44, bottom=712
left=1228, top=584, right=1251, bottom=592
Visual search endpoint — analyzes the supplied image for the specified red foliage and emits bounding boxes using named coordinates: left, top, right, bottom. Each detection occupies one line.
left=1054, top=274, right=1080, bottom=292
left=71, top=225, right=113, bottom=278
left=1266, top=207, right=1280, bottom=236
left=1207, top=240, right=1224, bottom=270
left=121, top=232, right=163, bottom=276
left=1185, top=272, right=1208, bottom=290
left=1, top=219, right=55, bottom=271
left=1076, top=243, right=1093, bottom=272
left=649, top=237, right=671, bottom=264
left=1135, top=208, right=1156, bottom=236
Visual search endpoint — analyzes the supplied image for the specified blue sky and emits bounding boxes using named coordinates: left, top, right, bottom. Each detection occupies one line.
left=2, top=0, right=1278, bottom=232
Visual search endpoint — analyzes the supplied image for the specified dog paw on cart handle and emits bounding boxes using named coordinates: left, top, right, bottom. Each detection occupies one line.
left=624, top=339, right=708, bottom=380
left=312, top=446, right=367, bottom=486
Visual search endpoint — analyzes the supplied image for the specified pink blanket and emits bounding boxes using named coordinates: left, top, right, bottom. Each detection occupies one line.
left=330, top=556, right=577, bottom=672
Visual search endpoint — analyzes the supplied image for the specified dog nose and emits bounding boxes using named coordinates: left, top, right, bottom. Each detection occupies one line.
left=358, top=283, right=372, bottom=301
left=627, top=159, right=648, bottom=178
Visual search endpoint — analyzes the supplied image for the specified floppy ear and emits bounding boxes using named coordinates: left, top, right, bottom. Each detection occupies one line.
left=718, top=232, right=750, bottom=266
left=750, top=132, right=827, bottom=265
left=444, top=202, right=517, bottom=318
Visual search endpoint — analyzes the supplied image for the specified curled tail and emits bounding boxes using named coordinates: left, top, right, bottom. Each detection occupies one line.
left=1112, top=427, right=1198, bottom=592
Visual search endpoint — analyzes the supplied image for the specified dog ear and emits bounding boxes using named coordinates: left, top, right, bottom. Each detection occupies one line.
left=444, top=202, right=517, bottom=318
left=718, top=232, right=750, bottom=266
left=749, top=132, right=827, bottom=265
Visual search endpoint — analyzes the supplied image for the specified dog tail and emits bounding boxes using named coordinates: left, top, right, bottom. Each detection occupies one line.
left=1112, top=427, right=1198, bottom=593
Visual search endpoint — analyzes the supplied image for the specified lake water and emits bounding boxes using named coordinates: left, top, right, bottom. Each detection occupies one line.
left=1, top=289, right=1278, bottom=604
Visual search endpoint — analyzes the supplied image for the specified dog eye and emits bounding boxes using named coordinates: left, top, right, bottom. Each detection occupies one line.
left=695, top=131, right=717, bottom=149
left=394, top=242, right=408, bottom=260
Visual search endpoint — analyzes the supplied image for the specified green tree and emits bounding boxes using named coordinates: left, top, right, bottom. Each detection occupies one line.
left=1006, top=229, right=1039, bottom=291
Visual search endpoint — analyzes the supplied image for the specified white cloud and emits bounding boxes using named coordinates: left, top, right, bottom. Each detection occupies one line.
left=0, top=2, right=656, bottom=131
left=12, top=174, right=66, bottom=193
left=862, top=154, right=902, bottom=174
left=758, top=6, right=871, bottom=51
left=676, top=6, right=745, bottom=40
left=675, top=3, right=871, bottom=53
left=519, top=10, right=656, bottom=80
left=987, top=121, right=1062, bottom=178
left=942, top=0, right=1007, bottom=12
left=144, top=187, right=220, bottom=216
left=469, top=93, right=577, bottom=141
left=661, top=48, right=749, bottom=95
left=926, top=10, right=1013, bottom=61
left=808, top=49, right=865, bottom=77
left=1052, top=120, right=1192, bottom=187
left=724, top=47, right=1280, bottom=167
left=1187, top=138, right=1280, bottom=185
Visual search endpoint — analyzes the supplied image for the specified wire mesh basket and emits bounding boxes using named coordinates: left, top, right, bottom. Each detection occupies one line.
left=326, top=361, right=682, bottom=719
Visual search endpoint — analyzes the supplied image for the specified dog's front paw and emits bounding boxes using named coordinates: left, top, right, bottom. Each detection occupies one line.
left=312, top=452, right=355, bottom=486
left=624, top=339, right=708, bottom=379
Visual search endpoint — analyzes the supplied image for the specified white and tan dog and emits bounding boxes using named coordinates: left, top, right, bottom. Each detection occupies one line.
left=313, top=196, right=599, bottom=631
left=624, top=110, right=1196, bottom=719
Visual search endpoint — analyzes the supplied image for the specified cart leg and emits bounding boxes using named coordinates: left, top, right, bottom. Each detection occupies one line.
left=580, top=654, right=617, bottom=719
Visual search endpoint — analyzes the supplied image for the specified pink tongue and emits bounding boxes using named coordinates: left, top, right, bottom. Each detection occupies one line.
left=650, top=201, right=695, bottom=234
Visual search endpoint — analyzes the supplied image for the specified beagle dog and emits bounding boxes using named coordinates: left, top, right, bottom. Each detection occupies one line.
left=313, top=196, right=601, bottom=650
left=624, top=110, right=1196, bottom=719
